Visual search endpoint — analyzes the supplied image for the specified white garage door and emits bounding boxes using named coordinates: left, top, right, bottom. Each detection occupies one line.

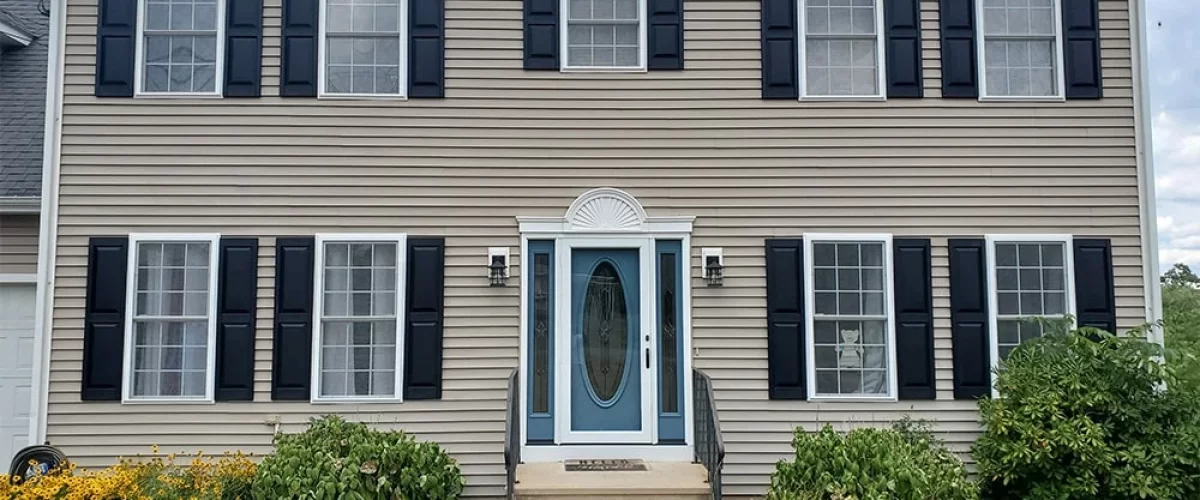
left=0, top=283, right=35, bottom=464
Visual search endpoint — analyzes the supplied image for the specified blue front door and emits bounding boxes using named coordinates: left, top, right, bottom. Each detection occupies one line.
left=570, top=249, right=642, bottom=432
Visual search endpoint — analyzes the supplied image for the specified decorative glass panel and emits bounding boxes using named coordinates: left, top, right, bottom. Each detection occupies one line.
left=132, top=241, right=211, bottom=399
left=319, top=242, right=400, bottom=398
left=581, top=262, right=629, bottom=403
left=994, top=241, right=1070, bottom=359
left=659, top=253, right=678, bottom=413
left=532, top=253, right=551, bottom=414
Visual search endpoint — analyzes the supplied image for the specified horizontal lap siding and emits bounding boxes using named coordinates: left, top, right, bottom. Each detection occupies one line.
left=51, top=0, right=1141, bottom=497
left=1, top=214, right=39, bottom=274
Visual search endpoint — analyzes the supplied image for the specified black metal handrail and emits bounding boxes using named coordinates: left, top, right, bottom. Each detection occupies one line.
left=694, top=369, right=725, bottom=500
left=504, top=369, right=520, bottom=500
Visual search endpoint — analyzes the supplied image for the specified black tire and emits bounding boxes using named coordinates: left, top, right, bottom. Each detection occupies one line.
left=8, top=445, right=68, bottom=480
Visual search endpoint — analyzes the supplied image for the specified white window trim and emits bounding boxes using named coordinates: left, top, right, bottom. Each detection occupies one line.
left=310, top=233, right=408, bottom=403
left=317, top=0, right=410, bottom=99
left=558, top=0, right=649, bottom=72
left=803, top=233, right=898, bottom=401
left=133, top=0, right=227, bottom=98
left=122, top=233, right=221, bottom=404
left=974, top=0, right=1067, bottom=102
left=796, top=0, right=888, bottom=101
left=984, top=234, right=1077, bottom=390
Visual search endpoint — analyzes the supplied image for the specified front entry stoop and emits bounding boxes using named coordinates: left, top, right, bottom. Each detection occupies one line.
left=514, top=461, right=711, bottom=500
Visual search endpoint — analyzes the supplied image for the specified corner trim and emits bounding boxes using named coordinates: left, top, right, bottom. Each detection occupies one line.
left=1130, top=0, right=1163, bottom=344
left=30, top=0, right=67, bottom=448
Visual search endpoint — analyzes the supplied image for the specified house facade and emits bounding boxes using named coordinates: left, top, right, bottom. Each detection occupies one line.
left=0, top=0, right=48, bottom=467
left=21, top=0, right=1160, bottom=497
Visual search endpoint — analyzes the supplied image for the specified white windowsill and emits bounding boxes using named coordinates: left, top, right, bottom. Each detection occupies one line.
left=808, top=395, right=898, bottom=403
left=317, top=93, right=409, bottom=101
left=134, top=92, right=224, bottom=99
left=799, top=95, right=888, bottom=102
left=122, top=398, right=216, bottom=405
left=311, top=397, right=404, bottom=404
left=560, top=66, right=648, bottom=73
left=978, top=95, right=1067, bottom=103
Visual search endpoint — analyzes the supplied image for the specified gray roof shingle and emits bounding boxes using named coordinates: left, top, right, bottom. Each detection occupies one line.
left=0, top=0, right=50, bottom=199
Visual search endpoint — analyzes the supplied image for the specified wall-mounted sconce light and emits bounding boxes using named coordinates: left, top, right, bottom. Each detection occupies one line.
left=702, top=247, right=724, bottom=287
left=488, top=247, right=509, bottom=287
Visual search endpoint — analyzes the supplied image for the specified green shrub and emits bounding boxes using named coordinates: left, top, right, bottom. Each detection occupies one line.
left=252, top=415, right=465, bottom=500
left=767, top=419, right=978, bottom=500
left=974, top=328, right=1200, bottom=499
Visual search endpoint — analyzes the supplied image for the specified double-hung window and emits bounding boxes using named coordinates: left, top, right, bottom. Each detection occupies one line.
left=313, top=235, right=407, bottom=401
left=320, top=0, right=408, bottom=97
left=805, top=234, right=896, bottom=399
left=137, top=0, right=224, bottom=95
left=563, top=0, right=646, bottom=70
left=977, top=0, right=1065, bottom=99
left=125, top=234, right=220, bottom=402
left=799, top=0, right=886, bottom=99
left=987, top=235, right=1075, bottom=361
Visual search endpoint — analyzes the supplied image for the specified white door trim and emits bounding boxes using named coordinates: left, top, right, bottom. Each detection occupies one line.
left=556, top=236, right=656, bottom=444
left=517, top=188, right=696, bottom=461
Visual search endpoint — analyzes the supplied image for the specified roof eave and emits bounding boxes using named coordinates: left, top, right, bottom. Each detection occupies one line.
left=0, top=197, right=41, bottom=214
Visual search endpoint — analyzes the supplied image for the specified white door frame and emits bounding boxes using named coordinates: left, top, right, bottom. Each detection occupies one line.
left=556, top=236, right=655, bottom=444
left=517, top=188, right=696, bottom=462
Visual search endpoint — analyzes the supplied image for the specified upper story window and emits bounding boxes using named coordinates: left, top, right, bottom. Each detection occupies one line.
left=319, top=0, right=408, bottom=97
left=799, top=0, right=886, bottom=99
left=137, top=0, right=225, bottom=96
left=987, top=235, right=1075, bottom=362
left=312, top=235, right=407, bottom=401
left=563, top=0, right=646, bottom=70
left=125, top=234, right=220, bottom=402
left=977, top=0, right=1065, bottom=99
left=805, top=234, right=896, bottom=399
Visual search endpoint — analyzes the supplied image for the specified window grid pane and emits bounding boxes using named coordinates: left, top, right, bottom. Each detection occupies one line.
left=142, top=0, right=218, bottom=93
left=325, top=0, right=403, bottom=95
left=981, top=0, right=1057, bottom=97
left=319, top=242, right=400, bottom=398
left=132, top=241, right=211, bottom=398
left=804, top=0, right=878, bottom=97
left=994, top=241, right=1068, bottom=359
left=566, top=0, right=641, bottom=67
left=812, top=241, right=890, bottom=396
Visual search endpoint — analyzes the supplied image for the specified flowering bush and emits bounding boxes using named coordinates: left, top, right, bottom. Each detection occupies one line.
left=0, top=448, right=256, bottom=500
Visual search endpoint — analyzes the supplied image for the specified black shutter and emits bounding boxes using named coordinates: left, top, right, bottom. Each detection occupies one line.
left=766, top=239, right=805, bottom=400
left=405, top=238, right=446, bottom=400
left=647, top=0, right=684, bottom=70
left=894, top=239, right=935, bottom=399
left=949, top=239, right=990, bottom=399
left=272, top=238, right=314, bottom=400
left=409, top=0, right=445, bottom=97
left=224, top=0, right=264, bottom=97
left=82, top=237, right=129, bottom=401
left=524, top=0, right=559, bottom=70
left=1073, top=239, right=1116, bottom=333
left=280, top=0, right=318, bottom=97
left=761, top=0, right=798, bottom=99
left=216, top=238, right=258, bottom=401
left=938, top=0, right=977, bottom=98
left=1062, top=0, right=1102, bottom=99
left=884, top=0, right=923, bottom=97
left=94, top=0, right=137, bottom=97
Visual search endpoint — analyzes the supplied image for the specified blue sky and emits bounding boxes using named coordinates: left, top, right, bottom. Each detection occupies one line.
left=1148, top=0, right=1200, bottom=270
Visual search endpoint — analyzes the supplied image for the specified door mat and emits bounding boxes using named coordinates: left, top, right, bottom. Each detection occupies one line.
left=564, top=459, right=648, bottom=472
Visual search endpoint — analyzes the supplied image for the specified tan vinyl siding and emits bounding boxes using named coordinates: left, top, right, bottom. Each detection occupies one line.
left=50, top=0, right=1144, bottom=497
left=1, top=214, right=39, bottom=275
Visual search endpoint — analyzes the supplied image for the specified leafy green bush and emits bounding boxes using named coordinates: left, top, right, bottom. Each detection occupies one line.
left=974, top=328, right=1200, bottom=499
left=252, top=415, right=464, bottom=500
left=767, top=420, right=978, bottom=500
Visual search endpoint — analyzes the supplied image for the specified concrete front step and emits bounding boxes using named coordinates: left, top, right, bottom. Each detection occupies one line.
left=514, top=461, right=711, bottom=500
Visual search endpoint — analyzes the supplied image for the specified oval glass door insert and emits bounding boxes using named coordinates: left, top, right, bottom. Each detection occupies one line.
left=582, top=261, right=629, bottom=404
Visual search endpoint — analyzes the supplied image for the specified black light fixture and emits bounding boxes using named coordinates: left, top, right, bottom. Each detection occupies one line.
left=704, top=250, right=724, bottom=287
left=489, top=255, right=508, bottom=287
